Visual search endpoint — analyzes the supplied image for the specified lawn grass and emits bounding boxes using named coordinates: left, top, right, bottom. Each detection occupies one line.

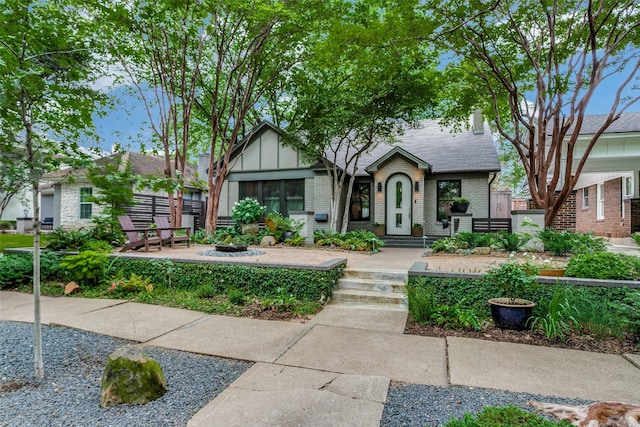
left=0, top=234, right=35, bottom=252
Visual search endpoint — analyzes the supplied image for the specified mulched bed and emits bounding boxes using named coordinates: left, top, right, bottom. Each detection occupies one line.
left=238, top=305, right=639, bottom=354
left=405, top=319, right=640, bottom=355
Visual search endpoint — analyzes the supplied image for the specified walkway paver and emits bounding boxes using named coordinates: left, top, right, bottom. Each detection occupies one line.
left=146, top=315, right=312, bottom=363
left=310, top=304, right=408, bottom=333
left=276, top=324, right=448, bottom=385
left=188, top=362, right=388, bottom=427
left=448, top=336, right=640, bottom=402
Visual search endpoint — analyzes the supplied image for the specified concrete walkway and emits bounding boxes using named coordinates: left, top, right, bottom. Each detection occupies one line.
left=2, top=288, right=639, bottom=426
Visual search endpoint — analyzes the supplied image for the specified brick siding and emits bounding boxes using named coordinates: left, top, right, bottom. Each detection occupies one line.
left=575, top=179, right=633, bottom=237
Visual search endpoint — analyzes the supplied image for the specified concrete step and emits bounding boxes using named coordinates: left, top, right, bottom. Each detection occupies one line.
left=337, top=278, right=406, bottom=294
left=342, top=268, right=408, bottom=282
left=331, top=289, right=407, bottom=306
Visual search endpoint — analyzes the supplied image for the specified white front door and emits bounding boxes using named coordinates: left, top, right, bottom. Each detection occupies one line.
left=386, top=175, right=412, bottom=235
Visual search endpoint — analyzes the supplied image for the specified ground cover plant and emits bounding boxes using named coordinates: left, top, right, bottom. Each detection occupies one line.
left=407, top=272, right=640, bottom=353
left=314, top=229, right=384, bottom=252
left=4, top=251, right=343, bottom=319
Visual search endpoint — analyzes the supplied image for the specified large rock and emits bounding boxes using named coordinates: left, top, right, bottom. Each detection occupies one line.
left=260, top=235, right=276, bottom=247
left=472, top=247, right=491, bottom=255
left=100, top=346, right=167, bottom=407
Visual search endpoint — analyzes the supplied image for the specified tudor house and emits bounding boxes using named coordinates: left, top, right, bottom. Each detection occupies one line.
left=202, top=114, right=501, bottom=238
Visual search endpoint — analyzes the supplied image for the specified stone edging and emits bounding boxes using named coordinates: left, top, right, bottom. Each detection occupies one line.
left=408, top=262, right=640, bottom=289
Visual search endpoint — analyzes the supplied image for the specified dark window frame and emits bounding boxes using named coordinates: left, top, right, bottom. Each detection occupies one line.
left=436, top=179, right=461, bottom=222
left=239, top=179, right=305, bottom=216
left=349, top=182, right=371, bottom=222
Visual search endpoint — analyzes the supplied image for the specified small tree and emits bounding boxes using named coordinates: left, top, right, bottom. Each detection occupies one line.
left=87, top=155, right=137, bottom=245
left=0, top=0, right=104, bottom=377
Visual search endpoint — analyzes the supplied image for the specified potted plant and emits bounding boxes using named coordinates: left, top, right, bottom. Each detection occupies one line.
left=412, top=223, right=423, bottom=237
left=373, top=222, right=385, bottom=237
left=232, top=198, right=266, bottom=235
left=450, top=197, right=470, bottom=213
left=483, top=261, right=538, bottom=330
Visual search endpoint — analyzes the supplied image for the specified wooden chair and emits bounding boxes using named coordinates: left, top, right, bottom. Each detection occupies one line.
left=153, top=216, right=191, bottom=249
left=117, top=216, right=162, bottom=252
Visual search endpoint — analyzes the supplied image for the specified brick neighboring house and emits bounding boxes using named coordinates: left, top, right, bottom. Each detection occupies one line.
left=42, top=151, right=203, bottom=230
left=556, top=112, right=640, bottom=237
left=205, top=115, right=501, bottom=237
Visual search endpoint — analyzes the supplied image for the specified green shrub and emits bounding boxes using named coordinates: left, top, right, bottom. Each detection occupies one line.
left=227, top=288, right=246, bottom=305
left=45, top=227, right=94, bottom=251
left=569, top=232, right=607, bottom=255
left=0, top=252, right=67, bottom=288
left=632, top=233, right=640, bottom=246
left=59, top=250, right=109, bottom=286
left=231, top=197, right=266, bottom=224
left=80, top=239, right=114, bottom=252
left=445, top=405, right=572, bottom=426
left=529, top=286, right=578, bottom=341
left=108, top=273, right=153, bottom=294
left=431, top=237, right=462, bottom=253
left=0, top=254, right=33, bottom=288
left=105, top=257, right=343, bottom=303
left=493, top=231, right=530, bottom=252
left=455, top=232, right=494, bottom=249
left=536, top=228, right=606, bottom=256
left=537, top=228, right=574, bottom=256
left=565, top=252, right=640, bottom=280
left=407, top=282, right=484, bottom=330
left=611, top=290, right=640, bottom=342
left=0, top=220, right=16, bottom=231
left=314, top=229, right=384, bottom=253
left=572, top=294, right=623, bottom=340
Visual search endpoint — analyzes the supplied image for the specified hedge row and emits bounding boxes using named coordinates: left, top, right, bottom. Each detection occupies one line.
left=0, top=252, right=344, bottom=303
left=105, top=258, right=344, bottom=302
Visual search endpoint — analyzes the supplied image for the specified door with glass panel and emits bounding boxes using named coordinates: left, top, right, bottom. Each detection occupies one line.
left=386, top=175, right=411, bottom=235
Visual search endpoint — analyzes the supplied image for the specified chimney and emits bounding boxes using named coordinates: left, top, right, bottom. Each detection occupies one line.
left=197, top=153, right=210, bottom=178
left=472, top=108, right=484, bottom=135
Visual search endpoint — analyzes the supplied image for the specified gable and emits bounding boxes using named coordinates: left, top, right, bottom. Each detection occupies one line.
left=231, top=125, right=312, bottom=172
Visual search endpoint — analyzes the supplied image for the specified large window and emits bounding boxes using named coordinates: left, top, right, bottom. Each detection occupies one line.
left=239, top=179, right=304, bottom=216
left=350, top=183, right=370, bottom=221
left=79, top=187, right=93, bottom=219
left=437, top=180, right=461, bottom=221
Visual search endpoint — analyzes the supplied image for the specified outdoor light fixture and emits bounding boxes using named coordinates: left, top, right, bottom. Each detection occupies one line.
left=377, top=182, right=382, bottom=192
left=414, top=181, right=419, bottom=192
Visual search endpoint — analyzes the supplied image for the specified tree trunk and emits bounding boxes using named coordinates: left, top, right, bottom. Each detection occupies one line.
left=31, top=177, right=43, bottom=378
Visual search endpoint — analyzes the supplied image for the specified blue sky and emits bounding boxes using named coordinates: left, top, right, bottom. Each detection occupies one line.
left=90, top=74, right=639, bottom=155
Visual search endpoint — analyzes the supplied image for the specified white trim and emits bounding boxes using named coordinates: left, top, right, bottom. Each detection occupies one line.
left=582, top=187, right=589, bottom=209
left=596, top=183, right=605, bottom=220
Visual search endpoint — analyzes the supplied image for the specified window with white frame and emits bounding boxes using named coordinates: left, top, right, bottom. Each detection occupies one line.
left=596, top=183, right=604, bottom=220
left=622, top=176, right=633, bottom=218
left=80, top=187, right=93, bottom=219
left=582, top=187, right=589, bottom=209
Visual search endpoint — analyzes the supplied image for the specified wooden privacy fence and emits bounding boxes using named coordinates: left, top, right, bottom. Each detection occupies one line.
left=125, top=194, right=205, bottom=229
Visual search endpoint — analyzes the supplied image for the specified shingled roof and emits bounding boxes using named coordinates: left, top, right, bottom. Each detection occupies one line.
left=548, top=112, right=640, bottom=135
left=346, top=119, right=500, bottom=177
left=43, top=151, right=199, bottom=186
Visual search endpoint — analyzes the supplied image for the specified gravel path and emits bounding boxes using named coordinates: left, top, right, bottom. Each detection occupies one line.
left=0, top=321, right=250, bottom=427
left=2, top=320, right=592, bottom=427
